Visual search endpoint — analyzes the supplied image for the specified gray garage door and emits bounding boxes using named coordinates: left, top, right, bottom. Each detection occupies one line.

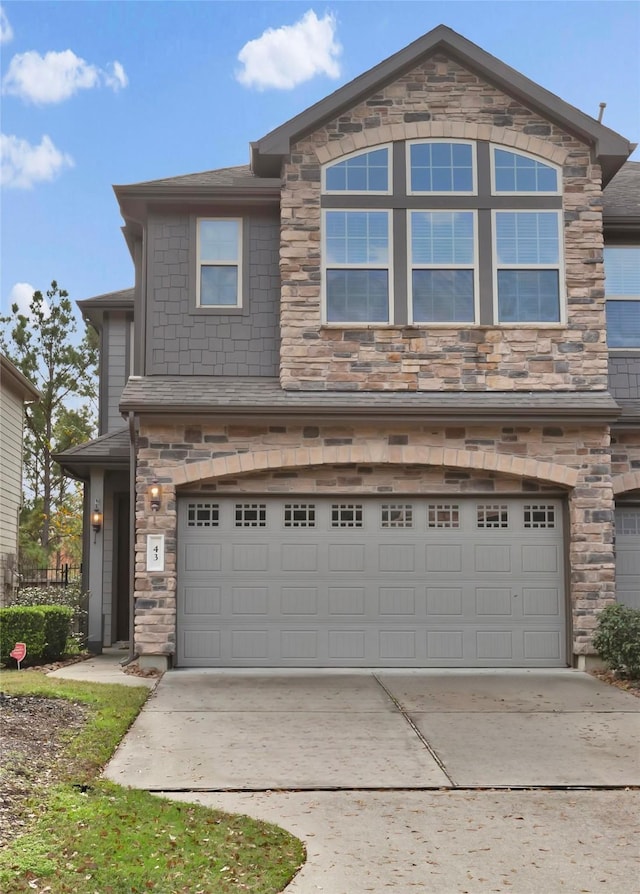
left=615, top=507, right=640, bottom=610
left=176, top=496, right=566, bottom=667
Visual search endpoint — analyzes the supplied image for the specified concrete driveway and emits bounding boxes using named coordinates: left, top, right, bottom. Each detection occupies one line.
left=104, top=669, right=640, bottom=892
left=105, top=668, right=640, bottom=790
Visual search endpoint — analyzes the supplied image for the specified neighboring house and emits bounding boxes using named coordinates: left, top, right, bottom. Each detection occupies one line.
left=0, top=354, right=39, bottom=603
left=58, top=25, right=640, bottom=669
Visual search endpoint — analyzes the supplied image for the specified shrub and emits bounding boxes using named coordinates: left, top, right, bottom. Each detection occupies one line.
left=41, top=605, right=74, bottom=661
left=14, top=582, right=88, bottom=650
left=593, top=603, right=640, bottom=678
left=0, top=606, right=46, bottom=664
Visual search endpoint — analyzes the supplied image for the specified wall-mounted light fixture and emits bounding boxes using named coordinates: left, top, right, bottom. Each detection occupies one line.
left=91, top=500, right=103, bottom=542
left=149, top=478, right=161, bottom=512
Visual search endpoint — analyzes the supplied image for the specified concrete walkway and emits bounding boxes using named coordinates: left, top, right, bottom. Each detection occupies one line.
left=53, top=660, right=640, bottom=892
left=48, top=648, right=158, bottom=688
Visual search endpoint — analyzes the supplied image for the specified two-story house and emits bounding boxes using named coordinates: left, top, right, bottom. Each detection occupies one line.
left=58, top=25, right=639, bottom=670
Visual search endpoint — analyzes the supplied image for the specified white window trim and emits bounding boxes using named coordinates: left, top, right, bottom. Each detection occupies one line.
left=322, top=144, right=392, bottom=195
left=196, top=217, right=243, bottom=308
left=321, top=208, right=394, bottom=325
left=491, top=209, right=566, bottom=325
left=407, top=209, right=480, bottom=326
left=490, top=144, right=561, bottom=197
left=406, top=139, right=477, bottom=196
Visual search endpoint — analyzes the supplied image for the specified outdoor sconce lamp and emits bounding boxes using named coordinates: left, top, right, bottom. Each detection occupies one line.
left=91, top=501, right=103, bottom=542
left=149, top=479, right=161, bottom=512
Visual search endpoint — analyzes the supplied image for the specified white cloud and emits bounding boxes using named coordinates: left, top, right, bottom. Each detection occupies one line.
left=2, top=49, right=128, bottom=104
left=236, top=10, right=341, bottom=90
left=7, top=282, right=36, bottom=316
left=1, top=133, right=74, bottom=189
left=0, top=6, right=13, bottom=44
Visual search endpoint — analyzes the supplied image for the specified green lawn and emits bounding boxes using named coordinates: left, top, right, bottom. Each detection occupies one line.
left=0, top=672, right=305, bottom=894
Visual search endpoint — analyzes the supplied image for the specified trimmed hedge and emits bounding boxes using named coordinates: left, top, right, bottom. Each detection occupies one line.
left=0, top=606, right=46, bottom=664
left=593, top=603, right=640, bottom=678
left=0, top=604, right=73, bottom=664
left=41, top=605, right=74, bottom=661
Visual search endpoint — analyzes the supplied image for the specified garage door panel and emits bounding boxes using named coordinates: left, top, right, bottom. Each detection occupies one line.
left=426, top=587, right=462, bottom=616
left=328, top=543, right=365, bottom=572
left=426, top=545, right=462, bottom=572
left=184, top=586, right=221, bottom=615
left=280, top=587, right=319, bottom=615
left=379, top=587, right=416, bottom=615
left=521, top=544, right=559, bottom=573
left=177, top=496, right=566, bottom=667
left=476, top=630, right=513, bottom=660
left=475, top=588, right=513, bottom=616
left=184, top=543, right=221, bottom=571
left=522, top=587, right=562, bottom=616
left=523, top=630, right=562, bottom=660
left=474, top=545, right=511, bottom=573
left=614, top=507, right=640, bottom=610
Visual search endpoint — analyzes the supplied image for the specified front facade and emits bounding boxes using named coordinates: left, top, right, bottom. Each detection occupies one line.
left=59, top=26, right=640, bottom=668
left=0, top=354, right=39, bottom=603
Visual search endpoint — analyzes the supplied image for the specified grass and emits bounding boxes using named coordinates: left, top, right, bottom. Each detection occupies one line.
left=0, top=671, right=305, bottom=894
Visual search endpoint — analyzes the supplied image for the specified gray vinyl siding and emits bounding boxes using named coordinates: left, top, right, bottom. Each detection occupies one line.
left=608, top=355, right=640, bottom=399
left=146, top=210, right=280, bottom=376
left=102, top=313, right=129, bottom=433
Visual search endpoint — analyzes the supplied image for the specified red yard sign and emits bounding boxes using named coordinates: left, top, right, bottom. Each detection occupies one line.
left=10, top=642, right=27, bottom=668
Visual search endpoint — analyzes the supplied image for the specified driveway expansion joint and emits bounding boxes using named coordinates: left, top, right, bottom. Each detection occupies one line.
left=373, top=673, right=455, bottom=785
left=150, top=784, right=640, bottom=793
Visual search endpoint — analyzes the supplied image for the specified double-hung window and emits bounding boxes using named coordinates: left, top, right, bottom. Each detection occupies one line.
left=321, top=141, right=563, bottom=326
left=605, top=246, right=640, bottom=349
left=197, top=218, right=242, bottom=307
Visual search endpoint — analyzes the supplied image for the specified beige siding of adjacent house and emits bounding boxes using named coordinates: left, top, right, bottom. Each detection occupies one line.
left=0, top=384, right=25, bottom=597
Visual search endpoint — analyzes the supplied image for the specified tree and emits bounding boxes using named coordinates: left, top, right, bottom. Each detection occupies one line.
left=0, top=282, right=98, bottom=565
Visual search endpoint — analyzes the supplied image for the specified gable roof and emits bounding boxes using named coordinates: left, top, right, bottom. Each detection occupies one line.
left=0, top=354, right=39, bottom=403
left=252, top=24, right=633, bottom=183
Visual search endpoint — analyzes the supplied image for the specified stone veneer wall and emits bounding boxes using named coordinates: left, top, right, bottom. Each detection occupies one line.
left=133, top=420, right=615, bottom=661
left=611, top=429, right=640, bottom=495
left=279, top=53, right=607, bottom=391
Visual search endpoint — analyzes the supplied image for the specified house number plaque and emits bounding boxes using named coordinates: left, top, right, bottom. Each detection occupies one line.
left=147, top=534, right=165, bottom=571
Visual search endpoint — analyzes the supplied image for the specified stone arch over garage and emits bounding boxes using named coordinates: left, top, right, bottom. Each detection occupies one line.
left=613, top=472, right=640, bottom=495
left=162, top=444, right=578, bottom=489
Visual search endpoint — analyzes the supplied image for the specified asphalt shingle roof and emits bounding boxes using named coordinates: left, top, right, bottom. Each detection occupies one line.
left=119, top=376, right=620, bottom=420
left=602, top=161, right=640, bottom=220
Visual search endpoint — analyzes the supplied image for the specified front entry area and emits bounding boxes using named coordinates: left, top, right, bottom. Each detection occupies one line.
left=176, top=495, right=566, bottom=668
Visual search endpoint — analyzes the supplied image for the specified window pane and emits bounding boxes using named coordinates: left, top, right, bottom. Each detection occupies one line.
left=200, top=266, right=238, bottom=305
left=199, top=220, right=239, bottom=261
left=412, top=270, right=474, bottom=322
left=606, top=301, right=640, bottom=348
left=496, top=212, right=558, bottom=264
left=325, top=148, right=389, bottom=192
left=498, top=270, right=560, bottom=322
left=326, top=270, right=389, bottom=322
left=410, top=142, right=473, bottom=192
left=604, top=247, right=640, bottom=296
left=493, top=148, right=558, bottom=192
left=326, top=212, right=388, bottom=265
left=411, top=212, right=474, bottom=265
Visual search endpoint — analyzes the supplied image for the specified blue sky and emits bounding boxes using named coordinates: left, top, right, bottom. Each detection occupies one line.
left=2, top=1, right=639, bottom=323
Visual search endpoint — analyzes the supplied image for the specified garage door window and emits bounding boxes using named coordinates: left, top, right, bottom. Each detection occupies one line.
left=524, top=504, right=556, bottom=528
left=427, top=504, right=460, bottom=528
left=187, top=503, right=219, bottom=527
left=381, top=504, right=413, bottom=527
left=617, top=509, right=640, bottom=535
left=235, top=503, right=267, bottom=527
left=477, top=504, right=509, bottom=528
left=331, top=504, right=364, bottom=527
left=284, top=504, right=316, bottom=527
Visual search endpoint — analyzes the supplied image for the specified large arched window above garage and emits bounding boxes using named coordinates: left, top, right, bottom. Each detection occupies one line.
left=321, top=141, right=564, bottom=327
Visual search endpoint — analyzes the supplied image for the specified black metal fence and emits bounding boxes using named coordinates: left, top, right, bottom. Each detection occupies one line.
left=18, top=563, right=82, bottom=588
